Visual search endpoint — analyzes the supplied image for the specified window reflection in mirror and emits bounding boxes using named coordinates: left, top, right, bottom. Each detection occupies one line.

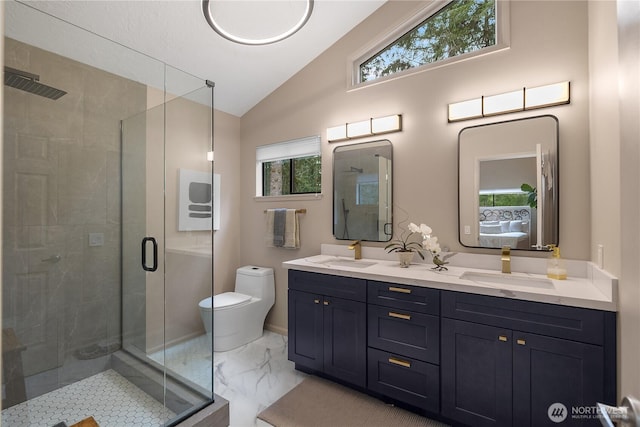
left=333, top=140, right=392, bottom=242
left=459, top=115, right=558, bottom=250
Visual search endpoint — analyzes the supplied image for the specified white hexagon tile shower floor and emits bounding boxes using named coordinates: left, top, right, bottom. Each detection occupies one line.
left=1, top=370, right=175, bottom=427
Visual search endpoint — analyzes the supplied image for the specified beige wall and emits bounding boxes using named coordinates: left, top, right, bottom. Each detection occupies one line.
left=1, top=1, right=4, bottom=392
left=240, top=1, right=592, bottom=334
left=615, top=0, right=640, bottom=400
left=587, top=0, right=640, bottom=401
left=145, top=88, right=242, bottom=351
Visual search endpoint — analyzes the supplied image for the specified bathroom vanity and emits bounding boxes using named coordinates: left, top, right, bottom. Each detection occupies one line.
left=284, top=250, right=617, bottom=426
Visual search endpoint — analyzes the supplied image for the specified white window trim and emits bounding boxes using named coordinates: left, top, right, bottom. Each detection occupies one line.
left=348, top=0, right=511, bottom=90
left=255, top=135, right=321, bottom=197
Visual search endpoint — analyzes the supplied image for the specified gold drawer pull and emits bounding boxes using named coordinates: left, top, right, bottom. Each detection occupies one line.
left=388, top=357, right=411, bottom=368
left=314, top=299, right=320, bottom=304
left=388, top=312, right=411, bottom=321
left=388, top=286, right=411, bottom=294
left=498, top=335, right=508, bottom=342
left=323, top=301, right=329, bottom=305
left=517, top=339, right=526, bottom=346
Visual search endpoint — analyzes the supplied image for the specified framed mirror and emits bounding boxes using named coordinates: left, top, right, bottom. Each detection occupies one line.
left=459, top=115, right=559, bottom=250
left=333, top=140, right=392, bottom=242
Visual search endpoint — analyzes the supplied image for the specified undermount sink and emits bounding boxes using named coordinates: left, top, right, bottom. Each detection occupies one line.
left=327, top=259, right=377, bottom=268
left=460, top=271, right=554, bottom=288
left=305, top=255, right=376, bottom=269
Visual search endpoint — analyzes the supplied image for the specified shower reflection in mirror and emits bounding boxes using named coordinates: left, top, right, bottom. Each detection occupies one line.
left=333, top=140, right=392, bottom=242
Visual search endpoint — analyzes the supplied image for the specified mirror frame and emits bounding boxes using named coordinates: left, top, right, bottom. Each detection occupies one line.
left=458, top=115, right=559, bottom=251
left=333, top=139, right=393, bottom=242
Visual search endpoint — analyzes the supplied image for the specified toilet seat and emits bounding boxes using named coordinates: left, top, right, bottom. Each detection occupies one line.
left=200, top=292, right=252, bottom=311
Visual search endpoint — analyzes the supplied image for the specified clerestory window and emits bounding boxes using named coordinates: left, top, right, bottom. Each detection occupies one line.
left=358, top=0, right=499, bottom=84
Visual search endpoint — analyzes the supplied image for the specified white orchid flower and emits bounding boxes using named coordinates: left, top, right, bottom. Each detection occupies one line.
left=419, top=224, right=432, bottom=236
left=408, top=222, right=420, bottom=233
left=423, top=236, right=442, bottom=255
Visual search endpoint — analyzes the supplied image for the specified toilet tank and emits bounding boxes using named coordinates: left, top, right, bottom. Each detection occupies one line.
left=235, top=266, right=275, bottom=300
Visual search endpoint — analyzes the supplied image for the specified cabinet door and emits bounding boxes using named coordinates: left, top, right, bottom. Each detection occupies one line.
left=513, top=332, right=604, bottom=426
left=323, top=297, right=367, bottom=388
left=442, top=318, right=513, bottom=427
left=288, top=289, right=323, bottom=371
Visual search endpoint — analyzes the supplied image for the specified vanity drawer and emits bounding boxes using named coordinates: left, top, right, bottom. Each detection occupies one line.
left=367, top=347, right=439, bottom=413
left=367, top=281, right=439, bottom=315
left=441, top=291, right=606, bottom=345
left=368, top=305, right=439, bottom=364
left=288, top=270, right=366, bottom=302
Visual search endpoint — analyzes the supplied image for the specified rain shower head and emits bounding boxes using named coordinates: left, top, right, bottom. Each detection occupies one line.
left=345, top=166, right=363, bottom=173
left=4, top=66, right=67, bottom=100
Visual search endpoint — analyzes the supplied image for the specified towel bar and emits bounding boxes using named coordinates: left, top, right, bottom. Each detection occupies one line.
left=263, top=209, right=307, bottom=214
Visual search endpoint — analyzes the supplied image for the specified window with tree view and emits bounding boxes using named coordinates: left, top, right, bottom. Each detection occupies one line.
left=360, top=0, right=496, bottom=83
left=257, top=135, right=321, bottom=197
left=262, top=156, right=321, bottom=196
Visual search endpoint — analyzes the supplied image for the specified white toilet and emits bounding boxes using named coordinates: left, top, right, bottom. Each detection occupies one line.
left=198, top=265, right=275, bottom=352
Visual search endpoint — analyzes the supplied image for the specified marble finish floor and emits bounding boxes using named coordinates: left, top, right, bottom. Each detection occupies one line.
left=150, top=331, right=306, bottom=427
left=1, top=369, right=175, bottom=426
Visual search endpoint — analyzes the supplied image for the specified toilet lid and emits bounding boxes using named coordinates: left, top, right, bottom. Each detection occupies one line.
left=211, top=292, right=252, bottom=309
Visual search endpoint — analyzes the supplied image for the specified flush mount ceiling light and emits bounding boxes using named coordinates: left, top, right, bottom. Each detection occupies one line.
left=202, top=0, right=314, bottom=46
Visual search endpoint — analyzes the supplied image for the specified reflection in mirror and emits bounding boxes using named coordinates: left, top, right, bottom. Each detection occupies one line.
left=333, top=140, right=392, bottom=242
left=459, top=115, right=558, bottom=250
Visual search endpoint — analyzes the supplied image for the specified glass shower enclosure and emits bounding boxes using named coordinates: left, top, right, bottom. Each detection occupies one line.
left=2, top=1, right=216, bottom=425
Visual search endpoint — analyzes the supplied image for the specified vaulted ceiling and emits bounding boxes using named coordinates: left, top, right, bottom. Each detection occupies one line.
left=6, top=0, right=386, bottom=116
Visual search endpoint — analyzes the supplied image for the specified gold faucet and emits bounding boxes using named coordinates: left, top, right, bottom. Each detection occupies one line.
left=501, top=246, right=511, bottom=274
left=348, top=240, right=362, bottom=260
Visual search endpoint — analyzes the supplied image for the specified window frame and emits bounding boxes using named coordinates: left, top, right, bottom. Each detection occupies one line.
left=349, top=0, right=510, bottom=89
left=256, top=135, right=321, bottom=197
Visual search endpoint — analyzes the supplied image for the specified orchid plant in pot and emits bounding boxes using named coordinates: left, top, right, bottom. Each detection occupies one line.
left=384, top=222, right=426, bottom=268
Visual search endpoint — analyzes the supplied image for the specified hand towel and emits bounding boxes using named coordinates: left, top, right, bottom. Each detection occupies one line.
left=283, top=208, right=300, bottom=249
left=273, top=209, right=287, bottom=247
left=265, top=209, right=275, bottom=247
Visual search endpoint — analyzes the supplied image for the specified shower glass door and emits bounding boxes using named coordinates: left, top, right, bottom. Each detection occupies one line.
left=4, top=2, right=214, bottom=424
left=121, top=84, right=215, bottom=422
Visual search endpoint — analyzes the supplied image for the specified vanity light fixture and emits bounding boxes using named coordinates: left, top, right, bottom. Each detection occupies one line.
left=448, top=81, right=570, bottom=122
left=327, top=125, right=347, bottom=141
left=525, top=82, right=570, bottom=109
left=482, top=89, right=524, bottom=116
left=448, top=98, right=482, bottom=122
left=202, top=0, right=314, bottom=46
left=346, top=119, right=372, bottom=138
left=327, top=114, right=402, bottom=142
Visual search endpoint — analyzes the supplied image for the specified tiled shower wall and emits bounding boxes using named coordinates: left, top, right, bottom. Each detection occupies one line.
left=2, top=37, right=146, bottom=395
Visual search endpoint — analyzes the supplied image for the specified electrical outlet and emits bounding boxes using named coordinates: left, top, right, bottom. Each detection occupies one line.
left=464, top=225, right=471, bottom=235
left=89, top=232, right=104, bottom=247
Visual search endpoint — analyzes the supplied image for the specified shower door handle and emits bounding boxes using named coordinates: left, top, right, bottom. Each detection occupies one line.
left=141, top=237, right=158, bottom=272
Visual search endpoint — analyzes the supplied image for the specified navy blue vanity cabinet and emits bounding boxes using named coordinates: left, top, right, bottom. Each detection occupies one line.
left=441, top=291, right=616, bottom=427
left=288, top=270, right=367, bottom=388
left=366, top=281, right=441, bottom=413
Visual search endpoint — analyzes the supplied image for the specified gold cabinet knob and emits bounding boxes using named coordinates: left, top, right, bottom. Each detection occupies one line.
left=498, top=335, right=508, bottom=342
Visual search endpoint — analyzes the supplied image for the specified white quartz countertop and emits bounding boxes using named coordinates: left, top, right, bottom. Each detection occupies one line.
left=283, top=247, right=618, bottom=312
